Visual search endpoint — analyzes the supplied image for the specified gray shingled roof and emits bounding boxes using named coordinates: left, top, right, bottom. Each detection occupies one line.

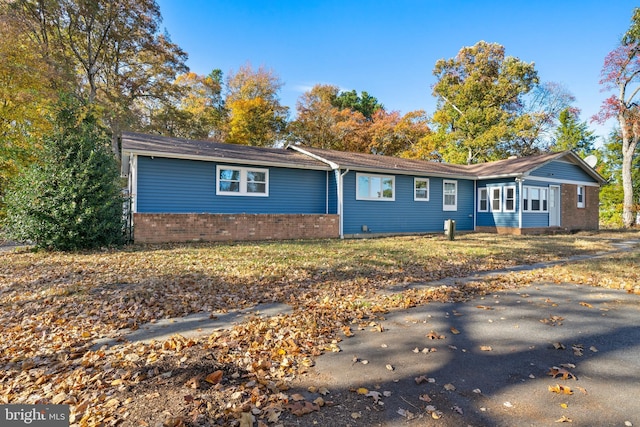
left=121, top=132, right=330, bottom=170
left=288, top=145, right=478, bottom=178
left=122, top=132, right=604, bottom=183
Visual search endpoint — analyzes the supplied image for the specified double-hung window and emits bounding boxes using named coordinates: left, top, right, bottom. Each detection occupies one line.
left=490, top=187, right=502, bottom=212
left=217, top=166, right=269, bottom=196
left=414, top=178, right=430, bottom=201
left=577, top=185, right=585, bottom=208
left=443, top=180, right=457, bottom=211
left=523, top=186, right=548, bottom=212
left=357, top=173, right=395, bottom=200
left=478, top=188, right=488, bottom=212
left=504, top=186, right=516, bottom=212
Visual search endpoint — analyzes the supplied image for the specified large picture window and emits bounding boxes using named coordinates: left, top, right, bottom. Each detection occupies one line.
left=357, top=173, right=395, bottom=200
left=217, top=166, right=269, bottom=196
left=443, top=180, right=457, bottom=211
left=414, top=178, right=430, bottom=201
left=523, top=186, right=548, bottom=212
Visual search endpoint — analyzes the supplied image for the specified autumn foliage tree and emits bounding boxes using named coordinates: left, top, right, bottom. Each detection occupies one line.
left=0, top=11, right=56, bottom=214
left=7, top=0, right=189, bottom=154
left=224, top=63, right=288, bottom=146
left=429, top=41, right=538, bottom=164
left=594, top=7, right=640, bottom=227
left=288, top=84, right=430, bottom=156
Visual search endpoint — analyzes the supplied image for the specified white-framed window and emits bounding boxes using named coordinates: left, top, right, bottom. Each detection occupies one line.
left=490, top=187, right=502, bottom=212
left=443, top=180, right=457, bottom=211
left=216, top=165, right=269, bottom=196
left=577, top=185, right=585, bottom=208
left=414, top=178, right=430, bottom=201
left=504, top=186, right=516, bottom=212
left=357, top=173, right=395, bottom=200
left=478, top=188, right=488, bottom=212
left=523, top=186, right=548, bottom=212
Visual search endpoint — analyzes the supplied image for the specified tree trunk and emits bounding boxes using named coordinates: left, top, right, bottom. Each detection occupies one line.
left=620, top=112, right=638, bottom=228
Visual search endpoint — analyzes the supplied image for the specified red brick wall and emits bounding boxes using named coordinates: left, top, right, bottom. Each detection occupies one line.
left=561, top=184, right=599, bottom=231
left=133, top=213, right=340, bottom=243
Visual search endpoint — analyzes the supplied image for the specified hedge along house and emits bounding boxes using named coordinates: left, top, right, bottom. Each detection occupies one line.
left=121, top=132, right=605, bottom=243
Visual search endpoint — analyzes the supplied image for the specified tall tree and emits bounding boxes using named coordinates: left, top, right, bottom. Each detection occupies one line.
left=288, top=84, right=431, bottom=156
left=225, top=63, right=288, bottom=146
left=552, top=108, right=597, bottom=156
left=8, top=0, right=189, bottom=155
left=507, top=82, right=577, bottom=156
left=430, top=41, right=538, bottom=164
left=0, top=10, right=56, bottom=211
left=332, top=89, right=383, bottom=120
left=594, top=7, right=640, bottom=227
left=141, top=69, right=226, bottom=140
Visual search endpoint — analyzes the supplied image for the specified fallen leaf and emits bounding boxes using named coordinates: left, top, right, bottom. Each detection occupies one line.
left=426, top=330, right=445, bottom=340
left=318, top=387, right=330, bottom=395
left=351, top=412, right=361, bottom=419
left=239, top=412, right=254, bottom=427
left=549, top=384, right=573, bottom=395
left=313, top=397, right=325, bottom=407
left=290, top=393, right=305, bottom=401
left=386, top=364, right=394, bottom=371
left=555, top=415, right=573, bottom=423
left=476, top=305, right=494, bottom=310
left=419, top=394, right=432, bottom=402
left=356, top=387, right=369, bottom=395
left=560, top=403, right=568, bottom=409
left=444, top=383, right=456, bottom=391
left=453, top=405, right=463, bottom=414
left=205, top=370, right=223, bottom=385
left=184, top=375, right=201, bottom=389
left=450, top=327, right=460, bottom=334
left=480, top=345, right=492, bottom=351
left=552, top=342, right=566, bottom=350
left=548, top=366, right=577, bottom=380
left=397, top=408, right=416, bottom=420
left=286, top=401, right=319, bottom=417
left=590, top=346, right=598, bottom=352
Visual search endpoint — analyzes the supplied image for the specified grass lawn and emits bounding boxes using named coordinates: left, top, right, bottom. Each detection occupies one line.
left=1, top=231, right=638, bottom=426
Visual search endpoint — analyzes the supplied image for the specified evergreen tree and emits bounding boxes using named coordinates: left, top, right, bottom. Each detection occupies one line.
left=553, top=108, right=596, bottom=156
left=3, top=100, right=124, bottom=250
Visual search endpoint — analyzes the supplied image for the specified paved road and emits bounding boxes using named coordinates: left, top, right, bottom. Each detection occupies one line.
left=308, top=281, right=640, bottom=426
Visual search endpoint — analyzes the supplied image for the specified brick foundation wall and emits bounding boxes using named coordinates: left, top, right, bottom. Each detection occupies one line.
left=561, top=184, right=599, bottom=231
left=133, top=213, right=339, bottom=243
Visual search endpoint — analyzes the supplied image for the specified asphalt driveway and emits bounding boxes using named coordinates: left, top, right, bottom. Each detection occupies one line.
left=300, top=281, right=640, bottom=426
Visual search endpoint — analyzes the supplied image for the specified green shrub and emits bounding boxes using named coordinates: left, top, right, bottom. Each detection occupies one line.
left=3, top=103, right=124, bottom=250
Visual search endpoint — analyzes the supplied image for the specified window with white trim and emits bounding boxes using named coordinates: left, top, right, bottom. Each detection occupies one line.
left=443, top=180, right=457, bottom=211
left=490, top=187, right=502, bottom=212
left=478, top=188, right=488, bottom=212
left=577, top=185, right=585, bottom=208
left=504, top=186, right=516, bottom=212
left=216, top=166, right=269, bottom=196
left=357, top=173, right=395, bottom=200
left=523, top=186, right=548, bottom=212
left=414, top=178, right=430, bottom=201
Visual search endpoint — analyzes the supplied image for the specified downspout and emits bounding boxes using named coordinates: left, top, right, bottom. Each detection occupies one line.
left=516, top=177, right=523, bottom=231
left=337, top=168, right=350, bottom=239
left=473, top=179, right=477, bottom=231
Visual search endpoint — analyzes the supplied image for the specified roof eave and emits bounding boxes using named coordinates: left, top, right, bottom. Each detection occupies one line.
left=122, top=148, right=331, bottom=171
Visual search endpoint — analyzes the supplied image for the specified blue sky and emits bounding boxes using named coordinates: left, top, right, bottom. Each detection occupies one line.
left=156, top=0, right=638, bottom=144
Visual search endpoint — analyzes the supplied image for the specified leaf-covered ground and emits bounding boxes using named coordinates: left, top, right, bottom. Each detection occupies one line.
left=0, top=232, right=638, bottom=426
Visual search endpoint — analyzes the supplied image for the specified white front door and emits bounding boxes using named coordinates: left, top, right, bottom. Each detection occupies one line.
left=549, top=185, right=560, bottom=227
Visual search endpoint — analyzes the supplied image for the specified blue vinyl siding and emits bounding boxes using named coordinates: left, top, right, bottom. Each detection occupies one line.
left=531, top=160, right=596, bottom=183
left=520, top=179, right=550, bottom=229
left=136, top=156, right=327, bottom=214
left=476, top=179, right=519, bottom=228
left=341, top=173, right=474, bottom=235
